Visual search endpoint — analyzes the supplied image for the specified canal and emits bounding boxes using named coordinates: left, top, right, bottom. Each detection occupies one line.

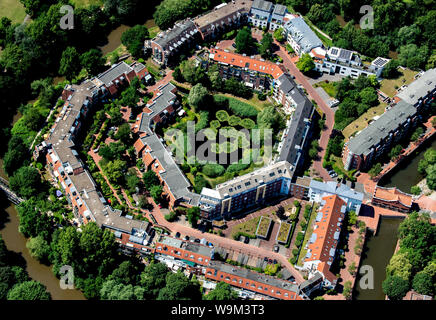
left=0, top=113, right=85, bottom=300
left=354, top=218, right=403, bottom=300
left=380, top=137, right=436, bottom=193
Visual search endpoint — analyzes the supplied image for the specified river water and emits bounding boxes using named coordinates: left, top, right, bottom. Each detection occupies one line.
left=380, top=138, right=436, bottom=193
left=354, top=218, right=403, bottom=300
left=0, top=113, right=85, bottom=300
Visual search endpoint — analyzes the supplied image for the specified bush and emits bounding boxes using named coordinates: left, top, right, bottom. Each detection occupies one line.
left=241, top=118, right=256, bottom=129
left=164, top=211, right=177, bottom=222
left=210, top=120, right=221, bottom=129
left=216, top=110, right=229, bottom=122
left=202, top=163, right=225, bottom=178
left=228, top=115, right=241, bottom=126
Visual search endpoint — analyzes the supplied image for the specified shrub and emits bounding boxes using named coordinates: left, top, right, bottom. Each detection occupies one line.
left=228, top=115, right=242, bottom=126
left=202, top=163, right=225, bottom=178
left=210, top=120, right=221, bottom=129
left=216, top=110, right=229, bottom=122
left=241, top=118, right=255, bottom=129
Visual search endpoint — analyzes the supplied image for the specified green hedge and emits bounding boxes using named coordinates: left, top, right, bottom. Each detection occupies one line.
left=241, top=118, right=256, bottom=129
left=216, top=110, right=229, bottom=122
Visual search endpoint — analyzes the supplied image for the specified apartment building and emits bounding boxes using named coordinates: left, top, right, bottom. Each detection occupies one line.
left=372, top=186, right=414, bottom=213
left=308, top=180, right=364, bottom=214
left=313, top=47, right=390, bottom=79
left=247, top=0, right=287, bottom=31
left=342, top=68, right=436, bottom=171
left=208, top=48, right=285, bottom=90
left=146, top=20, right=199, bottom=66
left=193, top=0, right=252, bottom=40
left=199, top=161, right=294, bottom=220
left=39, top=62, right=156, bottom=252
left=205, top=261, right=302, bottom=300
left=133, top=82, right=200, bottom=209
left=146, top=1, right=252, bottom=66
left=283, top=16, right=323, bottom=55
left=155, top=235, right=214, bottom=267
left=303, top=195, right=347, bottom=288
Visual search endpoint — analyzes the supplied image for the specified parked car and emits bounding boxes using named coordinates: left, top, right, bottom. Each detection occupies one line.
left=175, top=232, right=181, bottom=238
left=273, top=259, right=277, bottom=264
left=194, top=238, right=200, bottom=243
left=244, top=237, right=250, bottom=244
left=184, top=236, right=190, bottom=241
left=264, top=257, right=268, bottom=262
left=273, top=245, right=279, bottom=253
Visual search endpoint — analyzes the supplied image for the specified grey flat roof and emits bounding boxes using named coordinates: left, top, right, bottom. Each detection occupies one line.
left=154, top=20, right=196, bottom=49
left=208, top=261, right=299, bottom=293
left=273, top=4, right=286, bottom=16
left=310, top=180, right=364, bottom=202
left=97, top=62, right=132, bottom=86
left=277, top=74, right=314, bottom=165
left=252, top=0, right=273, bottom=12
left=284, top=17, right=323, bottom=53
left=194, top=0, right=252, bottom=28
left=397, top=68, right=436, bottom=105
left=346, top=100, right=417, bottom=156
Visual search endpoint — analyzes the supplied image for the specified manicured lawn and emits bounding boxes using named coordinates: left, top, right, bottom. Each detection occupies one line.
left=314, top=80, right=337, bottom=98
left=296, top=204, right=318, bottom=266
left=231, top=216, right=263, bottom=238
left=343, top=102, right=387, bottom=139
left=217, top=93, right=271, bottom=112
left=380, top=68, right=419, bottom=97
left=0, top=0, right=26, bottom=23
left=71, top=0, right=103, bottom=8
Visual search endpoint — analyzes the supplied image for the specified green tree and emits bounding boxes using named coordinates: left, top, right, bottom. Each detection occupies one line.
left=150, top=185, right=163, bottom=203
left=410, top=185, right=421, bottom=195
left=382, top=275, right=409, bottom=300
left=204, top=282, right=238, bottom=300
left=426, top=164, right=436, bottom=190
left=188, top=83, right=210, bottom=110
left=343, top=280, right=352, bottom=300
left=382, top=59, right=400, bottom=79
left=412, top=272, right=433, bottom=296
left=386, top=252, right=413, bottom=281
left=121, top=25, right=150, bottom=57
left=257, top=105, right=283, bottom=129
left=104, top=159, right=127, bottom=184
left=296, top=54, right=315, bottom=73
left=140, top=262, right=169, bottom=299
left=273, top=27, right=285, bottom=42
left=142, top=170, right=160, bottom=191
left=80, top=49, right=105, bottom=76
left=59, top=47, right=81, bottom=80
left=9, top=166, right=42, bottom=199
left=235, top=27, right=255, bottom=54
left=368, top=163, right=383, bottom=178
left=114, top=123, right=132, bottom=144
left=259, top=33, right=273, bottom=59
left=100, top=280, right=145, bottom=300
left=26, top=236, right=51, bottom=263
left=186, top=206, right=201, bottom=227
left=157, top=271, right=202, bottom=300
left=7, top=281, right=51, bottom=300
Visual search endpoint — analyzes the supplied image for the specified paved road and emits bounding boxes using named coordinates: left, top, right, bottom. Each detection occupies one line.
left=274, top=43, right=334, bottom=181
left=144, top=198, right=305, bottom=284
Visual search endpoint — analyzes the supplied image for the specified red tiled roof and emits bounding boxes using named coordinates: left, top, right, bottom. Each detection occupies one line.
left=374, top=186, right=413, bottom=207
left=209, top=48, right=285, bottom=79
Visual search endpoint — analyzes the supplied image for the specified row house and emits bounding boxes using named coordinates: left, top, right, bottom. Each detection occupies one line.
left=155, top=235, right=214, bottom=267
left=145, top=20, right=199, bottom=66
left=204, top=261, right=302, bottom=300
left=372, top=186, right=414, bottom=213
left=248, top=0, right=288, bottom=31
left=343, top=68, right=436, bottom=171
left=208, top=48, right=285, bottom=90
left=133, top=82, right=200, bottom=209
left=193, top=0, right=252, bottom=40
left=283, top=15, right=323, bottom=56
left=39, top=62, right=152, bottom=249
left=303, top=195, right=347, bottom=289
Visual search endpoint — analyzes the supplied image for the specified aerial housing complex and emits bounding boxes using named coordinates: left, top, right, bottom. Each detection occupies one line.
left=35, top=62, right=156, bottom=253
left=145, top=0, right=253, bottom=66
left=342, top=68, right=436, bottom=171
left=247, top=0, right=288, bottom=31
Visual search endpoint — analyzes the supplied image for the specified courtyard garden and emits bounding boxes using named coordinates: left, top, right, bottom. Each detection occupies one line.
left=255, top=216, right=273, bottom=239
left=163, top=83, right=285, bottom=193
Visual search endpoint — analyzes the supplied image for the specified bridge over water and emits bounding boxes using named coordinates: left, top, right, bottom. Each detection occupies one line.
left=0, top=177, right=24, bottom=205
